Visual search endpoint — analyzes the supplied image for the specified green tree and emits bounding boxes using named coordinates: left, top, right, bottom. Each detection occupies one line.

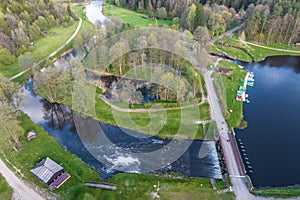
left=0, top=47, right=15, bottom=66
left=18, top=52, right=33, bottom=69
left=194, top=4, right=204, bottom=30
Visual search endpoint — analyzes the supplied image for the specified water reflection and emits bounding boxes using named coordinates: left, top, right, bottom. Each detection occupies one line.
left=20, top=80, right=222, bottom=181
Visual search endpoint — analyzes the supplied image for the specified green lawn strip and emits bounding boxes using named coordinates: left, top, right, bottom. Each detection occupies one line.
left=71, top=5, right=94, bottom=36
left=94, top=93, right=209, bottom=139
left=0, top=173, right=13, bottom=200
left=100, top=173, right=233, bottom=200
left=103, top=3, right=173, bottom=27
left=0, top=21, right=79, bottom=78
left=253, top=186, right=300, bottom=198
left=0, top=113, right=101, bottom=200
left=212, top=36, right=300, bottom=62
left=31, top=22, right=79, bottom=61
left=212, top=60, right=246, bottom=129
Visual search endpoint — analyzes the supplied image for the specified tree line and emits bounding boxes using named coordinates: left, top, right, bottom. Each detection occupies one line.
left=0, top=0, right=75, bottom=66
left=109, top=0, right=300, bottom=44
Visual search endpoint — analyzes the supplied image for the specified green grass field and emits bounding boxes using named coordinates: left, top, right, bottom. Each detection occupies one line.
left=212, top=60, right=247, bottom=129
left=103, top=3, right=173, bottom=28
left=0, top=174, right=13, bottom=200
left=0, top=113, right=101, bottom=200
left=253, top=186, right=300, bottom=198
left=211, top=36, right=300, bottom=62
left=94, top=92, right=210, bottom=139
left=0, top=21, right=79, bottom=79
left=100, top=173, right=234, bottom=200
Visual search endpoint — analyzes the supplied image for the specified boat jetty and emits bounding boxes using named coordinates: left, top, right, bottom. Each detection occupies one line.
left=236, top=71, right=254, bottom=103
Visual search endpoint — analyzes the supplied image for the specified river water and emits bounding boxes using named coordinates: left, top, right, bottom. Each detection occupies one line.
left=19, top=79, right=222, bottom=181
left=236, top=56, right=300, bottom=187
left=85, top=0, right=108, bottom=24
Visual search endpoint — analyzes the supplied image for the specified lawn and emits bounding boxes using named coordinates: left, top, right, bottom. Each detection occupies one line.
left=100, top=173, right=234, bottom=200
left=94, top=92, right=210, bottom=139
left=211, top=36, right=300, bottom=62
left=0, top=113, right=101, bottom=200
left=253, top=186, right=300, bottom=198
left=0, top=21, right=79, bottom=79
left=212, top=60, right=247, bottom=129
left=0, top=173, right=13, bottom=200
left=103, top=3, right=173, bottom=28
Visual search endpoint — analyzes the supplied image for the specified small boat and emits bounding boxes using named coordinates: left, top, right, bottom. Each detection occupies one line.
left=245, top=94, right=249, bottom=98
left=239, top=86, right=246, bottom=91
left=248, top=78, right=255, bottom=82
left=245, top=99, right=250, bottom=103
left=237, top=91, right=243, bottom=96
left=247, top=82, right=254, bottom=87
left=236, top=96, right=242, bottom=101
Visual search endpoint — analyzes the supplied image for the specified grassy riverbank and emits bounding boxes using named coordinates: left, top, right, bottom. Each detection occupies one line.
left=100, top=173, right=234, bottom=200
left=253, top=186, right=300, bottom=198
left=210, top=36, right=300, bottom=62
left=94, top=90, right=210, bottom=139
left=212, top=60, right=247, bottom=129
left=103, top=3, right=173, bottom=27
left=0, top=173, right=13, bottom=199
left=0, top=113, right=101, bottom=200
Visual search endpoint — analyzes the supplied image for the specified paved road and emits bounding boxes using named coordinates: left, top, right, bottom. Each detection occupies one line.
left=9, top=15, right=83, bottom=81
left=0, top=159, right=44, bottom=200
left=202, top=70, right=256, bottom=200
left=210, top=22, right=245, bottom=45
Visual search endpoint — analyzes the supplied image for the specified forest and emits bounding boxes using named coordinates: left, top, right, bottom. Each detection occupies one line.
left=109, top=0, right=300, bottom=44
left=0, top=0, right=75, bottom=66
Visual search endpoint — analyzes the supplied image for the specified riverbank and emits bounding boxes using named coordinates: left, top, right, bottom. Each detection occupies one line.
left=210, top=36, right=300, bottom=62
left=100, top=173, right=234, bottom=199
left=0, top=113, right=101, bottom=199
left=212, top=59, right=247, bottom=129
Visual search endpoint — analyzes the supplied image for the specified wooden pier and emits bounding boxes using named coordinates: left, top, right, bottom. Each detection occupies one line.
left=84, top=182, right=117, bottom=190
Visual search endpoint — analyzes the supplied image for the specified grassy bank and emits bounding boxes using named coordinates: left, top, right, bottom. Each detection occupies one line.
left=0, top=22, right=79, bottom=79
left=0, top=173, right=13, bottom=199
left=211, top=36, right=300, bottom=62
left=100, top=173, right=234, bottom=200
left=253, top=186, right=300, bottom=198
left=0, top=113, right=101, bottom=200
left=94, top=90, right=210, bottom=139
left=212, top=60, right=247, bottom=129
left=103, top=3, right=173, bottom=27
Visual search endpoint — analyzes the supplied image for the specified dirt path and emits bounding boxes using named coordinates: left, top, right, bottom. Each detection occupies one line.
left=240, top=39, right=300, bottom=54
left=9, top=14, right=83, bottom=81
left=0, top=159, right=44, bottom=200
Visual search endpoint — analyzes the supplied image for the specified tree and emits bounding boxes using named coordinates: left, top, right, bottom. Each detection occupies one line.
left=194, top=4, right=204, bottom=30
left=18, top=52, right=33, bottom=69
left=194, top=26, right=210, bottom=47
left=0, top=76, right=23, bottom=147
left=156, top=7, right=167, bottom=19
left=0, top=46, right=15, bottom=66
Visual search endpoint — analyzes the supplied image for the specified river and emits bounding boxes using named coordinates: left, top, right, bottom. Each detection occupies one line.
left=85, top=0, right=108, bottom=24
left=19, top=79, right=222, bottom=181
left=236, top=56, right=300, bottom=187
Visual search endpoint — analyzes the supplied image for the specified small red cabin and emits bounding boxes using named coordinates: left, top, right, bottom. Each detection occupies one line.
left=218, top=68, right=230, bottom=76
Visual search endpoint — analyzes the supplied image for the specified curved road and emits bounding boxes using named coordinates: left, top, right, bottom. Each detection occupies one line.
left=9, top=15, right=83, bottom=81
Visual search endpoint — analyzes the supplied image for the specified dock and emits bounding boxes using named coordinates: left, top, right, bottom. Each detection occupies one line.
left=84, top=182, right=117, bottom=190
left=241, top=72, right=250, bottom=102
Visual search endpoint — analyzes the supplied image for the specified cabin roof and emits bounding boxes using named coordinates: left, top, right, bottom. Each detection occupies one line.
left=218, top=68, right=230, bottom=73
left=30, top=157, right=63, bottom=184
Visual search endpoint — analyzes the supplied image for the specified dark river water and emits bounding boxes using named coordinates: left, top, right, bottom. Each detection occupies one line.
left=19, top=79, right=222, bottom=181
left=236, top=56, right=300, bottom=187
